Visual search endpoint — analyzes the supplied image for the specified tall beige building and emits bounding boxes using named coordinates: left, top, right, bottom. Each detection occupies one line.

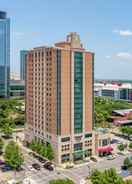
left=25, top=33, right=94, bottom=164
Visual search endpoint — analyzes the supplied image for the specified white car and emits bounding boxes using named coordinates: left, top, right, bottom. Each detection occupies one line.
left=107, top=155, right=116, bottom=160
left=28, top=165, right=35, bottom=171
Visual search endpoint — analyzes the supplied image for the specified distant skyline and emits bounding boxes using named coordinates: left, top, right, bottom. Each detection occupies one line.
left=1, top=0, right=132, bottom=79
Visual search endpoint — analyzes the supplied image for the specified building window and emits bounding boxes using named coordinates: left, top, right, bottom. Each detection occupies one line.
left=85, top=133, right=92, bottom=138
left=61, top=144, right=70, bottom=151
left=74, top=143, right=82, bottom=151
left=61, top=137, right=70, bottom=142
left=102, top=139, right=108, bottom=146
left=85, top=140, right=92, bottom=147
left=61, top=154, right=70, bottom=163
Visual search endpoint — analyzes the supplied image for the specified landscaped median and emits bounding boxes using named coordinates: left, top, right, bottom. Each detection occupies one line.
left=27, top=139, right=54, bottom=161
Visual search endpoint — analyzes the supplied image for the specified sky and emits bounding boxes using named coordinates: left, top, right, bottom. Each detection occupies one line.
left=1, top=0, right=132, bottom=80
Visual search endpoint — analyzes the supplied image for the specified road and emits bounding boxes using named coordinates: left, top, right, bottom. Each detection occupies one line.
left=21, top=144, right=131, bottom=184
left=22, top=146, right=70, bottom=184
left=62, top=153, right=132, bottom=184
left=11, top=133, right=132, bottom=184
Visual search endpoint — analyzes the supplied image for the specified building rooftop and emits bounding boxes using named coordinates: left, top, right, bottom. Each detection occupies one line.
left=112, top=109, right=132, bottom=116
left=95, top=128, right=109, bottom=134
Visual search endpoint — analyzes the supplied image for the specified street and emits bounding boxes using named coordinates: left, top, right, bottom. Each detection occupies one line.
left=21, top=143, right=132, bottom=184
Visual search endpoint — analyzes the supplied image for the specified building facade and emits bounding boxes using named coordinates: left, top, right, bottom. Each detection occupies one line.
left=20, top=50, right=28, bottom=81
left=0, top=11, right=10, bottom=98
left=94, top=83, right=132, bottom=101
left=10, top=80, right=25, bottom=97
left=25, top=33, right=94, bottom=164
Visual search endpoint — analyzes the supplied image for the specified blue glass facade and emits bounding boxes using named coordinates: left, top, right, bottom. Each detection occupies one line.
left=20, top=50, right=28, bottom=81
left=0, top=12, right=10, bottom=98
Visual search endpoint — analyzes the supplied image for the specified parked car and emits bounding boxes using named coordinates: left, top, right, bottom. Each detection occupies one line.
left=117, top=152, right=125, bottom=156
left=0, top=159, right=5, bottom=165
left=43, top=162, right=54, bottom=171
left=121, top=165, right=128, bottom=170
left=43, top=164, right=54, bottom=171
left=1, top=165, right=12, bottom=172
left=38, top=157, right=47, bottom=163
left=28, top=165, right=35, bottom=171
left=90, top=157, right=98, bottom=162
left=32, top=163, right=41, bottom=170
left=107, top=155, right=116, bottom=160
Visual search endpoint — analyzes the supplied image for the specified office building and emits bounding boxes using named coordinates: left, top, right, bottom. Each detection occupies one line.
left=94, top=83, right=132, bottom=101
left=10, top=80, right=25, bottom=97
left=25, top=33, right=94, bottom=164
left=10, top=72, right=20, bottom=80
left=20, top=50, right=28, bottom=81
left=0, top=11, right=10, bottom=98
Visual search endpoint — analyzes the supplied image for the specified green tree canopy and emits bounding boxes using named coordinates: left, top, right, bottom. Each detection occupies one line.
left=120, top=127, right=132, bottom=140
left=94, top=97, right=132, bottom=127
left=1, top=118, right=15, bottom=138
left=117, top=144, right=125, bottom=151
left=49, top=179, right=74, bottom=184
left=124, top=157, right=132, bottom=168
left=0, top=138, right=4, bottom=152
left=4, top=141, right=24, bottom=170
left=28, top=140, right=54, bottom=160
left=90, top=168, right=129, bottom=184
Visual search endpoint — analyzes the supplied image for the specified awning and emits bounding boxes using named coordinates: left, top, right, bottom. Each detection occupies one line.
left=97, top=146, right=113, bottom=153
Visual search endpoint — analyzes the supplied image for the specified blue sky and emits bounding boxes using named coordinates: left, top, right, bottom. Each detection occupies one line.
left=1, top=0, right=132, bottom=79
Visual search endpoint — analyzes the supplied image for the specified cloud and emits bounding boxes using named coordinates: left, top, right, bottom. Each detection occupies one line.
left=116, top=52, right=132, bottom=60
left=113, top=29, right=132, bottom=37
left=105, top=55, right=111, bottom=59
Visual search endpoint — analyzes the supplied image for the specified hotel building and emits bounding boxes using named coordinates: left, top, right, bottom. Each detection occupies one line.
left=25, top=33, right=94, bottom=164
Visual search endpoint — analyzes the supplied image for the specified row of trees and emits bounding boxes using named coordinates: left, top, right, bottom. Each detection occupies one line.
left=91, top=168, right=132, bottom=184
left=28, top=140, right=54, bottom=160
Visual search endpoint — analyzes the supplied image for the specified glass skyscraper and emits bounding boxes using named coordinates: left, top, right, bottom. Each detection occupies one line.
left=0, top=11, right=10, bottom=98
left=20, top=50, right=28, bottom=81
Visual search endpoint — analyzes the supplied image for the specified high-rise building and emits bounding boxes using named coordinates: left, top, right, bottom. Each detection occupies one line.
left=25, top=33, right=94, bottom=164
left=0, top=11, right=10, bottom=98
left=20, top=50, right=28, bottom=81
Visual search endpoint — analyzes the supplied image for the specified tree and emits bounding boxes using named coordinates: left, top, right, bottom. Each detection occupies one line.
left=120, top=126, right=132, bottom=140
left=46, top=143, right=54, bottom=160
left=124, top=157, right=132, bottom=168
left=0, top=138, right=4, bottom=153
left=94, top=97, right=132, bottom=128
left=91, top=168, right=125, bottom=184
left=117, top=144, right=125, bottom=151
left=4, top=141, right=24, bottom=170
left=1, top=118, right=15, bottom=138
left=49, top=179, right=74, bottom=184
left=90, top=169, right=103, bottom=184
left=28, top=140, right=54, bottom=160
left=129, top=142, right=132, bottom=149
